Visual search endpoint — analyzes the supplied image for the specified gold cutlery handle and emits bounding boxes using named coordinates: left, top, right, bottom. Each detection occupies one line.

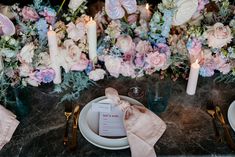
left=70, top=127, right=77, bottom=150
left=223, top=124, right=235, bottom=150
left=63, top=120, right=69, bottom=145
left=212, top=118, right=220, bottom=139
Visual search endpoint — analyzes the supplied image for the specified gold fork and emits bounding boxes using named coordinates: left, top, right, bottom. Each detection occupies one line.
left=63, top=102, right=72, bottom=146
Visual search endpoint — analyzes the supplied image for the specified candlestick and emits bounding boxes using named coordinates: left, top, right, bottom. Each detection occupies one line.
left=87, top=17, right=97, bottom=63
left=47, top=26, right=61, bottom=84
left=186, top=59, right=200, bottom=95
left=0, top=55, right=3, bottom=71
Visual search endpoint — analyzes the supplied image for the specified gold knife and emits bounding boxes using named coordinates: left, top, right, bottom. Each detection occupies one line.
left=70, top=105, right=80, bottom=150
left=215, top=106, right=235, bottom=150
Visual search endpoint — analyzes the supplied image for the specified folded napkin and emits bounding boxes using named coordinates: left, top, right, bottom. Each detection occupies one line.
left=0, top=105, right=19, bottom=150
left=105, top=88, right=166, bottom=157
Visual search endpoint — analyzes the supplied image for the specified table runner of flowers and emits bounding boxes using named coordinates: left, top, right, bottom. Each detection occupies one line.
left=0, top=0, right=234, bottom=105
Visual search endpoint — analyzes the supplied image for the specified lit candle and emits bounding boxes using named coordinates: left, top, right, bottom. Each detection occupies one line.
left=146, top=3, right=149, bottom=10
left=186, top=59, right=200, bottom=95
left=87, top=17, right=97, bottom=63
left=47, top=26, right=61, bottom=84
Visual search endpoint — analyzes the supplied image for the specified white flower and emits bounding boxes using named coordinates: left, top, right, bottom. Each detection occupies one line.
left=205, top=23, right=233, bottom=49
left=66, top=22, right=86, bottom=41
left=19, top=63, right=32, bottom=77
left=19, top=42, right=35, bottom=63
left=89, top=69, right=106, bottom=81
left=68, top=0, right=85, bottom=12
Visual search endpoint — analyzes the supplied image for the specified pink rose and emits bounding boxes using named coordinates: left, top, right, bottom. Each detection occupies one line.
left=104, top=55, right=122, bottom=78
left=39, top=7, right=56, bottom=24
left=205, top=23, right=233, bottom=48
left=128, top=14, right=138, bottom=24
left=89, top=69, right=106, bottom=81
left=116, top=35, right=134, bottom=53
left=22, top=7, right=39, bottom=21
left=145, top=51, right=167, bottom=70
left=214, top=54, right=231, bottom=74
left=119, top=62, right=135, bottom=78
left=134, top=53, right=145, bottom=68
left=135, top=40, right=152, bottom=54
left=71, top=53, right=89, bottom=71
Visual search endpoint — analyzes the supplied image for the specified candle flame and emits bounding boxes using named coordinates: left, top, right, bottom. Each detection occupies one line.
left=49, top=25, right=53, bottom=31
left=195, top=59, right=199, bottom=64
left=146, top=3, right=149, bottom=10
left=90, top=17, right=93, bottom=21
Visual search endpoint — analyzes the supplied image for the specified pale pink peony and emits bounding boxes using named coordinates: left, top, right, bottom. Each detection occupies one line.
left=71, top=53, right=89, bottom=71
left=66, top=22, right=86, bottom=41
left=135, top=40, right=152, bottom=54
left=119, top=62, right=135, bottom=78
left=116, top=35, right=134, bottom=53
left=205, top=23, right=233, bottom=48
left=89, top=69, right=106, bottom=81
left=22, top=6, right=39, bottom=21
left=104, top=55, right=122, bottom=78
left=145, top=51, right=167, bottom=70
left=0, top=13, right=15, bottom=36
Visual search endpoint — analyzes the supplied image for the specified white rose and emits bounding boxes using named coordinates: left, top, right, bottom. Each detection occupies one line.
left=68, top=0, right=85, bottom=12
left=89, top=69, right=106, bottom=81
left=19, top=42, right=35, bottom=63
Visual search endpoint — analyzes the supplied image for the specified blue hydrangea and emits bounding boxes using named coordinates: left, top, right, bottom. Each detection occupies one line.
left=36, top=18, right=48, bottom=45
left=161, top=10, right=173, bottom=38
left=199, top=67, right=214, bottom=77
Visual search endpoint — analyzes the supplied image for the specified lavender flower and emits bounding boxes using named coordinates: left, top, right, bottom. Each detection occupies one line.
left=35, top=68, right=55, bottom=83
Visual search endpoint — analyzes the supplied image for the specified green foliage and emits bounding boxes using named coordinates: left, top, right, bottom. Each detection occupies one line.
left=0, top=72, right=12, bottom=106
left=214, top=70, right=235, bottom=83
left=53, top=71, right=92, bottom=103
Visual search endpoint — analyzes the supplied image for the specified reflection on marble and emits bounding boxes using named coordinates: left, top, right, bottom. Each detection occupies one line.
left=0, top=74, right=235, bottom=157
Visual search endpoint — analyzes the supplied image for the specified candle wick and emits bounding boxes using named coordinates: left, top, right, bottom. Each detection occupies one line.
left=195, top=59, right=199, bottom=64
left=49, top=25, right=53, bottom=31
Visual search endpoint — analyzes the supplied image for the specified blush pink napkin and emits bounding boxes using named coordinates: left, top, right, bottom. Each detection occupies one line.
left=105, top=88, right=166, bottom=157
left=0, top=105, right=19, bottom=150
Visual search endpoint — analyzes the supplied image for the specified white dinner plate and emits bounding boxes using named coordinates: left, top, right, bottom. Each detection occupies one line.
left=228, top=101, right=235, bottom=132
left=79, top=96, right=143, bottom=150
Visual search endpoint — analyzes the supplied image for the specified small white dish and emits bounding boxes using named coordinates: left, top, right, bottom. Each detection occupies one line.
left=79, top=96, right=143, bottom=150
left=228, top=100, right=235, bottom=132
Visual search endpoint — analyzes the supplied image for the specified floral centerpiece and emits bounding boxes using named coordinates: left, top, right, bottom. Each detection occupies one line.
left=0, top=0, right=234, bottom=105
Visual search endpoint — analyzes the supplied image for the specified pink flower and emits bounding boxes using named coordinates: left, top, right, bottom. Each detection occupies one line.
left=116, top=35, right=134, bottom=53
left=19, top=63, right=33, bottom=77
left=35, top=68, right=55, bottom=83
left=66, top=22, right=86, bottom=41
left=127, top=14, right=138, bottom=24
left=71, top=53, right=89, bottom=71
left=156, top=43, right=171, bottom=57
left=104, top=55, right=122, bottom=78
left=135, top=40, right=152, bottom=54
left=89, top=69, right=106, bottom=81
left=119, top=62, right=135, bottom=78
left=0, top=13, right=15, bottom=36
left=39, top=7, right=56, bottom=24
left=22, top=6, right=39, bottom=21
left=205, top=23, right=233, bottom=48
left=145, top=51, right=167, bottom=70
left=214, top=54, right=231, bottom=74
left=138, top=5, right=151, bottom=21
left=134, top=53, right=145, bottom=67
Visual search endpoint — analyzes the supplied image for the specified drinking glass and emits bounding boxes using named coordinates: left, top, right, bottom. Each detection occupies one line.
left=147, top=81, right=171, bottom=114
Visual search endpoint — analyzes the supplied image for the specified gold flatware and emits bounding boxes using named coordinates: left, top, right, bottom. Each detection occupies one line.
left=70, top=105, right=80, bottom=150
left=206, top=102, right=222, bottom=142
left=216, top=106, right=235, bottom=150
left=63, top=102, right=72, bottom=146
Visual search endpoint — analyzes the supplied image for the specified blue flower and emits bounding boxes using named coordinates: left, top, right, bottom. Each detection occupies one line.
left=161, top=10, right=173, bottom=38
left=36, top=18, right=48, bottom=44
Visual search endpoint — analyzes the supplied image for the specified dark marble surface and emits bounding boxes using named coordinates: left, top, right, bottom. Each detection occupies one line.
left=1, top=75, right=235, bottom=157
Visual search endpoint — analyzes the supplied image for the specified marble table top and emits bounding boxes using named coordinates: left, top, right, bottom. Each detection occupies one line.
left=0, top=75, right=235, bottom=157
